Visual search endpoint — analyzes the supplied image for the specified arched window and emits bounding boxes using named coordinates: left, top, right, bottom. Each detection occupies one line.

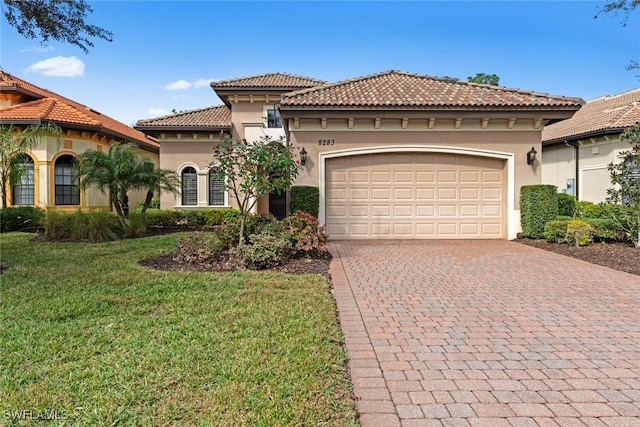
left=55, top=155, right=79, bottom=205
left=181, top=166, right=197, bottom=205
left=12, top=154, right=34, bottom=205
left=208, top=168, right=225, bottom=206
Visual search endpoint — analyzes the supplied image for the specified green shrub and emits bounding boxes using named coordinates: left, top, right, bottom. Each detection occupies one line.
left=87, top=210, right=120, bottom=242
left=565, top=219, right=594, bottom=247
left=43, top=208, right=68, bottom=240
left=136, top=197, right=160, bottom=210
left=556, top=193, right=576, bottom=217
left=520, top=185, right=558, bottom=238
left=576, top=201, right=604, bottom=218
left=237, top=232, right=292, bottom=270
left=290, top=186, right=319, bottom=217
left=69, top=209, right=89, bottom=240
left=145, top=209, right=183, bottom=228
left=122, top=211, right=147, bottom=238
left=543, top=219, right=569, bottom=243
left=282, top=210, right=328, bottom=256
left=0, top=206, right=44, bottom=232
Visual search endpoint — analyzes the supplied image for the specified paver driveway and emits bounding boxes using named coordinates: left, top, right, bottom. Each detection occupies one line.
left=328, top=240, right=640, bottom=427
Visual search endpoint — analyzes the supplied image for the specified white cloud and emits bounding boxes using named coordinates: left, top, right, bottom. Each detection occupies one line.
left=165, top=80, right=192, bottom=90
left=165, top=78, right=218, bottom=91
left=147, top=108, right=169, bottom=117
left=193, top=78, right=216, bottom=88
left=18, top=45, right=55, bottom=54
left=25, top=56, right=84, bottom=77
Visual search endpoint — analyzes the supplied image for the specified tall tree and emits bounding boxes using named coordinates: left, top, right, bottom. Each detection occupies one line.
left=606, top=123, right=640, bottom=247
left=74, top=143, right=178, bottom=224
left=0, top=121, right=61, bottom=209
left=211, top=134, right=300, bottom=246
left=467, top=73, right=500, bottom=86
left=1, top=0, right=112, bottom=53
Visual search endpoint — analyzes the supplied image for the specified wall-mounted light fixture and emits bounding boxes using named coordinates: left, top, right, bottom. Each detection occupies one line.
left=527, top=146, right=537, bottom=165
left=299, top=147, right=307, bottom=166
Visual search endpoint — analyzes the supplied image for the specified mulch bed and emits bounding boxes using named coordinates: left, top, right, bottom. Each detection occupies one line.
left=517, top=239, right=640, bottom=276
left=139, top=252, right=333, bottom=280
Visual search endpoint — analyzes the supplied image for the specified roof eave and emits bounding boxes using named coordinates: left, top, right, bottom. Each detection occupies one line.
left=134, top=125, right=231, bottom=132
left=543, top=127, right=627, bottom=146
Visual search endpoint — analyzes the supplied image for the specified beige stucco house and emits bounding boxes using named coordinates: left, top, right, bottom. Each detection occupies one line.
left=0, top=71, right=160, bottom=210
left=542, top=88, right=640, bottom=203
left=137, top=70, right=583, bottom=240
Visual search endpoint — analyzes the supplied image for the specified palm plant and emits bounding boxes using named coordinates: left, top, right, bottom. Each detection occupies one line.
left=74, top=143, right=178, bottom=224
left=0, top=121, right=61, bottom=208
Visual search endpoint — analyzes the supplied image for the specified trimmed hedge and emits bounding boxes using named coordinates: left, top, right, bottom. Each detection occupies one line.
left=0, top=206, right=45, bottom=232
left=556, top=193, right=576, bottom=217
left=290, top=186, right=319, bottom=217
left=520, top=185, right=558, bottom=238
left=145, top=208, right=240, bottom=229
left=543, top=217, right=626, bottom=244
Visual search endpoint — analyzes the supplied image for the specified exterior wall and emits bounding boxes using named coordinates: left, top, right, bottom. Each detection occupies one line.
left=579, top=137, right=628, bottom=203
left=158, top=135, right=236, bottom=210
left=287, top=124, right=542, bottom=240
left=230, top=102, right=286, bottom=142
left=542, top=135, right=629, bottom=203
left=541, top=144, right=576, bottom=195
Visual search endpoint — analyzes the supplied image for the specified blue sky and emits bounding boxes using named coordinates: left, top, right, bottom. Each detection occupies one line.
left=1, top=1, right=638, bottom=126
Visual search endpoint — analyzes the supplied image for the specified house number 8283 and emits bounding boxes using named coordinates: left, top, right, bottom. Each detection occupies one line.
left=318, top=139, right=335, bottom=146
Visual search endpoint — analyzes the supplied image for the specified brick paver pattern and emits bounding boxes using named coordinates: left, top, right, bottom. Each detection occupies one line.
left=329, top=240, right=640, bottom=427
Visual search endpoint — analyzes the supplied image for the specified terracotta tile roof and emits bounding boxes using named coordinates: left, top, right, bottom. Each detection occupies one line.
left=135, top=105, right=231, bottom=129
left=211, top=72, right=327, bottom=90
left=0, top=71, right=159, bottom=152
left=543, top=88, right=640, bottom=143
left=0, top=98, right=101, bottom=126
left=279, top=70, right=584, bottom=110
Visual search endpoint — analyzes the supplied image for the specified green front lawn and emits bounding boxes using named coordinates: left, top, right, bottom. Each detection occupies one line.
left=0, top=233, right=356, bottom=426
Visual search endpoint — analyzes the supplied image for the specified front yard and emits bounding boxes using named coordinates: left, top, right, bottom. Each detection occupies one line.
left=0, top=233, right=356, bottom=426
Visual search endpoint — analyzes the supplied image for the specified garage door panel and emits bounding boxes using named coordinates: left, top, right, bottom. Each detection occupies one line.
left=438, top=188, right=457, bottom=199
left=394, top=188, right=413, bottom=199
left=394, top=205, right=413, bottom=217
left=372, top=188, right=391, bottom=200
left=416, top=188, right=435, bottom=200
left=372, top=171, right=391, bottom=183
left=325, top=152, right=505, bottom=239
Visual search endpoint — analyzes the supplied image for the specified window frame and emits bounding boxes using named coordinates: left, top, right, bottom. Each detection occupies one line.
left=12, top=153, right=35, bottom=206
left=180, top=166, right=198, bottom=206
left=54, top=154, right=80, bottom=206
left=208, top=167, right=226, bottom=206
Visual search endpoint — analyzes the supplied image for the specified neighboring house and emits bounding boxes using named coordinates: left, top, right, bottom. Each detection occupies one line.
left=137, top=70, right=583, bottom=240
left=542, top=88, right=640, bottom=202
left=0, top=71, right=160, bottom=210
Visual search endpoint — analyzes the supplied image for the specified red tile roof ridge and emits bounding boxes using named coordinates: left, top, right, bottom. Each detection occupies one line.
left=139, top=104, right=227, bottom=122
left=211, top=72, right=327, bottom=88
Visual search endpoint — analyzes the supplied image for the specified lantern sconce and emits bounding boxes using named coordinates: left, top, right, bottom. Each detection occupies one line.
left=527, top=146, right=537, bottom=166
left=299, top=147, right=307, bottom=166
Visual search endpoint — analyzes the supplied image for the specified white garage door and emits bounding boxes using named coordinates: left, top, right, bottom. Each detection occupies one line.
left=325, top=152, right=505, bottom=239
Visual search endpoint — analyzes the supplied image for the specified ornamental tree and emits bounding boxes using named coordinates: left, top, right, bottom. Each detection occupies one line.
left=74, top=143, right=179, bottom=225
left=606, top=123, right=640, bottom=247
left=211, top=134, right=299, bottom=246
left=468, top=73, right=500, bottom=86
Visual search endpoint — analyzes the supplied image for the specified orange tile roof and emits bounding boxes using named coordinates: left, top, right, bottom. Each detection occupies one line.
left=279, top=70, right=584, bottom=110
left=135, top=105, right=231, bottom=129
left=1, top=98, right=101, bottom=126
left=211, top=72, right=327, bottom=90
left=0, top=71, right=159, bottom=152
left=543, top=88, right=640, bottom=143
